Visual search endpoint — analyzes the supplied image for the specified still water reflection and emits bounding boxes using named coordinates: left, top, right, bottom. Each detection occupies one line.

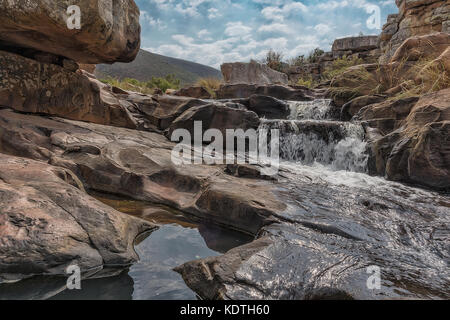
left=0, top=193, right=253, bottom=300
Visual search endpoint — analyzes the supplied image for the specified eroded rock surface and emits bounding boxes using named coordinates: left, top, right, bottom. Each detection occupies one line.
left=0, top=153, right=153, bottom=281
left=358, top=88, right=450, bottom=189
left=0, top=0, right=141, bottom=64
left=380, top=0, right=450, bottom=63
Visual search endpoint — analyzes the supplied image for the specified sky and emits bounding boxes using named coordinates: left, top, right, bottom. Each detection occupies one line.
left=136, top=0, right=398, bottom=69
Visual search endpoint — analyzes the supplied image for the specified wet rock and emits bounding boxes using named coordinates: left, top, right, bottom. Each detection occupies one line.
left=0, top=153, right=154, bottom=282
left=221, top=60, right=288, bottom=85
left=176, top=165, right=450, bottom=300
left=248, top=95, right=290, bottom=119
left=0, top=0, right=141, bottom=64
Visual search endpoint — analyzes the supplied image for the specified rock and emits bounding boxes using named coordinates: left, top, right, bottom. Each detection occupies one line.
left=167, top=103, right=261, bottom=141
left=79, top=64, right=97, bottom=74
left=391, top=32, right=450, bottom=63
left=0, top=50, right=138, bottom=129
left=221, top=60, right=288, bottom=86
left=128, top=94, right=210, bottom=131
left=0, top=0, right=141, bottom=64
left=360, top=89, right=450, bottom=189
left=0, top=153, right=154, bottom=281
left=174, top=86, right=212, bottom=99
left=341, top=95, right=387, bottom=121
left=379, top=0, right=450, bottom=63
left=332, top=36, right=379, bottom=53
left=248, top=95, right=290, bottom=119
left=175, top=166, right=450, bottom=300
left=216, top=84, right=315, bottom=101
left=0, top=109, right=283, bottom=235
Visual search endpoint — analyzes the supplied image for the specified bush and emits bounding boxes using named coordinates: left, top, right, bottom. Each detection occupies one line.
left=147, top=74, right=181, bottom=92
left=100, top=77, right=153, bottom=94
left=296, top=75, right=316, bottom=88
left=100, top=74, right=181, bottom=94
left=307, top=48, right=325, bottom=63
left=264, top=49, right=284, bottom=72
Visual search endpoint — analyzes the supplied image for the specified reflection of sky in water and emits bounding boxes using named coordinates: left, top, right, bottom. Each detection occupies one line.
left=0, top=193, right=252, bottom=300
left=130, top=224, right=219, bottom=300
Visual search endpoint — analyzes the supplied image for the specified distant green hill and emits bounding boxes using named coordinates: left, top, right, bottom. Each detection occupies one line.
left=95, top=49, right=222, bottom=85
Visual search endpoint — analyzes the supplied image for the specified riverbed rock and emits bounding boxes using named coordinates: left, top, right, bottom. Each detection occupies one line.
left=341, top=95, right=388, bottom=121
left=176, top=161, right=450, bottom=300
left=0, top=0, right=141, bottom=64
left=221, top=60, right=288, bottom=86
left=248, top=95, right=290, bottom=119
left=0, top=109, right=283, bottom=235
left=359, top=88, right=450, bottom=189
left=0, top=153, right=154, bottom=281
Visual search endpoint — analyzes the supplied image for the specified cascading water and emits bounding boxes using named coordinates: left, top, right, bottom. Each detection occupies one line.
left=259, top=99, right=370, bottom=173
left=288, top=99, right=333, bottom=120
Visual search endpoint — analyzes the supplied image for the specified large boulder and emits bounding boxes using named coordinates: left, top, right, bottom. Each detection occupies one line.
left=0, top=0, right=140, bottom=64
left=0, top=50, right=138, bottom=129
left=221, top=60, right=288, bottom=86
left=359, top=89, right=450, bottom=190
left=332, top=36, right=379, bottom=53
left=0, top=153, right=153, bottom=282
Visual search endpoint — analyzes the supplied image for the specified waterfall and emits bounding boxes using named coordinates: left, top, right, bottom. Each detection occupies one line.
left=288, top=99, right=333, bottom=120
left=259, top=99, right=369, bottom=173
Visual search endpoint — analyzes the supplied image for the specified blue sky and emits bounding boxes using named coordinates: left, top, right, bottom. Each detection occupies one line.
left=136, top=0, right=398, bottom=69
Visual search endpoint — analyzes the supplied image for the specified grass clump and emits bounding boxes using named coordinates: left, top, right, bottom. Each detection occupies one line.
left=322, top=55, right=365, bottom=80
left=195, top=77, right=222, bottom=98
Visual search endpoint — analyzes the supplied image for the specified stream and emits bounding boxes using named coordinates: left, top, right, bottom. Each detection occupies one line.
left=0, top=99, right=448, bottom=300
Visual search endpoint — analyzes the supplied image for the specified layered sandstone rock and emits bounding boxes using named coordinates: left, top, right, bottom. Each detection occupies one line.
left=0, top=153, right=153, bottom=281
left=0, top=50, right=140, bottom=129
left=357, top=89, right=450, bottom=189
left=221, top=60, right=289, bottom=85
left=0, top=0, right=140, bottom=64
left=379, top=0, right=450, bottom=63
